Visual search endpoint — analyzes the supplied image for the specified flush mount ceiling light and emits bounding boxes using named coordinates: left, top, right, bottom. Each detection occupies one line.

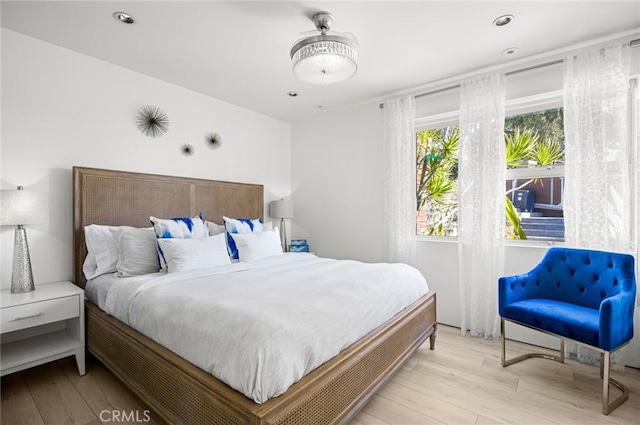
left=502, top=47, right=519, bottom=56
left=113, top=12, right=135, bottom=24
left=290, top=12, right=358, bottom=84
left=493, top=14, right=514, bottom=27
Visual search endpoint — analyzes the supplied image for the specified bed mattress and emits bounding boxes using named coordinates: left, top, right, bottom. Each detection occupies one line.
left=88, top=253, right=428, bottom=403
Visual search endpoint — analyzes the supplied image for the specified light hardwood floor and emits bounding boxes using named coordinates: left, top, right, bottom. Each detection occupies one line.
left=2, top=324, right=639, bottom=424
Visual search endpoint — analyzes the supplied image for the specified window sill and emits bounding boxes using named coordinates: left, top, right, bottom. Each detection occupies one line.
left=415, top=235, right=564, bottom=249
left=415, top=235, right=457, bottom=243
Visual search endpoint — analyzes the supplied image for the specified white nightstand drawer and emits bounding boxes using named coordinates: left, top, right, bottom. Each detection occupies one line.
left=1, top=295, right=79, bottom=334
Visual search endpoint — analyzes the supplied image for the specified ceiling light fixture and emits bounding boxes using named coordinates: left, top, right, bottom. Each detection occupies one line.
left=287, top=91, right=298, bottom=97
left=502, top=47, right=519, bottom=56
left=290, top=12, right=358, bottom=84
left=113, top=12, right=135, bottom=25
left=493, top=14, right=514, bottom=27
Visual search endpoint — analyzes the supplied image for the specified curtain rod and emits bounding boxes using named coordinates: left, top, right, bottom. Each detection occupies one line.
left=413, top=58, right=564, bottom=100
left=379, top=37, right=640, bottom=109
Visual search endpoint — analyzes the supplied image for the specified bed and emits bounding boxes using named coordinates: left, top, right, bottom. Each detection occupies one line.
left=72, top=166, right=437, bottom=425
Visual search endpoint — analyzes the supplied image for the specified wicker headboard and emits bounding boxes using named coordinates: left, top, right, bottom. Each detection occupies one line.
left=72, top=166, right=263, bottom=288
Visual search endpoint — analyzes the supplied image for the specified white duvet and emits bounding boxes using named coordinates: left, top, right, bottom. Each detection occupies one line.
left=103, top=253, right=428, bottom=403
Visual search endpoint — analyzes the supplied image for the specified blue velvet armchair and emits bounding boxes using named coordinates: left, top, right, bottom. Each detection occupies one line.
left=498, top=247, right=636, bottom=415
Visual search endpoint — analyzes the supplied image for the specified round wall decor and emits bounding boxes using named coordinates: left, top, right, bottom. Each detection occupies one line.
left=136, top=105, right=170, bottom=138
left=205, top=132, right=223, bottom=150
left=181, top=144, right=194, bottom=156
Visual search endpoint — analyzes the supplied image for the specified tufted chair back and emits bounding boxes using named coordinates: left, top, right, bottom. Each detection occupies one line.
left=523, top=247, right=635, bottom=309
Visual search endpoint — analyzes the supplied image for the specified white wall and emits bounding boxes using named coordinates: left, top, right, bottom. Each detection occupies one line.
left=1, top=29, right=291, bottom=287
left=291, top=103, right=384, bottom=263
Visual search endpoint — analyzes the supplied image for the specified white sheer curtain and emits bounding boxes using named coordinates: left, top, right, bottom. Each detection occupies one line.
left=563, top=42, right=631, bottom=368
left=458, top=74, right=506, bottom=339
left=383, top=96, right=417, bottom=265
left=634, top=77, right=640, bottom=289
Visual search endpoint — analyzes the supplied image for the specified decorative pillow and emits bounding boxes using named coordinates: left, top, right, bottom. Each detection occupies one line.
left=116, top=228, right=160, bottom=277
left=230, top=227, right=282, bottom=262
left=205, top=220, right=226, bottom=236
left=150, top=213, right=208, bottom=269
left=83, top=224, right=123, bottom=280
left=223, top=216, right=264, bottom=260
left=289, top=245, right=310, bottom=253
left=150, top=213, right=208, bottom=239
left=157, top=234, right=231, bottom=273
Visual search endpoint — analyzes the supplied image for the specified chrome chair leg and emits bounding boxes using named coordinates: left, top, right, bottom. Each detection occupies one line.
left=501, top=318, right=564, bottom=367
left=602, top=351, right=629, bottom=415
left=501, top=318, right=629, bottom=415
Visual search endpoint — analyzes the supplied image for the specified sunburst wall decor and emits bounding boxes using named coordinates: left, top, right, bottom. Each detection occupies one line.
left=205, top=132, right=223, bottom=150
left=136, top=105, right=170, bottom=138
left=181, top=144, right=194, bottom=156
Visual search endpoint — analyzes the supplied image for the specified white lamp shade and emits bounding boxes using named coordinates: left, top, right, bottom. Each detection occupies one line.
left=270, top=199, right=294, bottom=219
left=0, top=188, right=48, bottom=225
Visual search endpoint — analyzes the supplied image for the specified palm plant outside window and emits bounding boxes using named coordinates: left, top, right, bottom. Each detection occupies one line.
left=416, top=107, right=565, bottom=241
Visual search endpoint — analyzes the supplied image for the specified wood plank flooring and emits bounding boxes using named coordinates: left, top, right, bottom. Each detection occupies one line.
left=2, top=324, right=639, bottom=424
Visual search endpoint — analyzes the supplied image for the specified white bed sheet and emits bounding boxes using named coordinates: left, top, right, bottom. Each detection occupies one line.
left=100, top=253, right=428, bottom=404
left=85, top=272, right=164, bottom=310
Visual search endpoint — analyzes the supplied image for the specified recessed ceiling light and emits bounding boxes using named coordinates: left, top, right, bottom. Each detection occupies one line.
left=493, top=14, right=514, bottom=27
left=113, top=12, right=135, bottom=25
left=502, top=47, right=519, bottom=56
left=287, top=91, right=298, bottom=97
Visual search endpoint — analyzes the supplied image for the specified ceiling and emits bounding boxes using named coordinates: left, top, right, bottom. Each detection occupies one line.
left=2, top=1, right=639, bottom=123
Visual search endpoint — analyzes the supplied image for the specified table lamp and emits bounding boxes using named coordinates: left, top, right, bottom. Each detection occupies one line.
left=0, top=186, right=48, bottom=293
left=269, top=199, right=294, bottom=252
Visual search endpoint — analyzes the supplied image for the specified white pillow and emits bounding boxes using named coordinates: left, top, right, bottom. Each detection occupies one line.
left=83, top=224, right=123, bottom=279
left=82, top=252, right=98, bottom=280
left=230, top=228, right=282, bottom=262
left=116, top=228, right=160, bottom=277
left=205, top=220, right=225, bottom=236
left=157, top=233, right=231, bottom=273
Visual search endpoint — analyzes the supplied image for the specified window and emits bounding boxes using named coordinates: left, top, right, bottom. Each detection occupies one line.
left=416, top=106, right=566, bottom=242
left=504, top=107, right=565, bottom=241
left=416, top=126, right=459, bottom=236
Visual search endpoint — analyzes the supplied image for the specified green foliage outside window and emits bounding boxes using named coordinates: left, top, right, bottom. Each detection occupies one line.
left=504, top=108, right=564, bottom=146
left=416, top=108, right=565, bottom=237
left=416, top=127, right=459, bottom=236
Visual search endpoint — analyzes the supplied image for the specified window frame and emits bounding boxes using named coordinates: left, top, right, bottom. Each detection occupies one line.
left=630, top=76, right=639, bottom=255
left=415, top=90, right=566, bottom=245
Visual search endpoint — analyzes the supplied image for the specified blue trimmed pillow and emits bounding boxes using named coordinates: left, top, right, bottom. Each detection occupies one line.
left=223, top=216, right=264, bottom=260
left=150, top=213, right=208, bottom=270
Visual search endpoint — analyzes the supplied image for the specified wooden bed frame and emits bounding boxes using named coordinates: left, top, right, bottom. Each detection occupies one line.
left=72, top=166, right=437, bottom=425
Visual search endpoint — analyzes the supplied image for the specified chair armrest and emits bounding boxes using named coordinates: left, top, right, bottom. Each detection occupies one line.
left=599, top=280, right=636, bottom=351
left=499, top=272, right=540, bottom=317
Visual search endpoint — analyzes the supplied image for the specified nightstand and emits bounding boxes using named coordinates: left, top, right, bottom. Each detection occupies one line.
left=0, top=281, right=85, bottom=376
